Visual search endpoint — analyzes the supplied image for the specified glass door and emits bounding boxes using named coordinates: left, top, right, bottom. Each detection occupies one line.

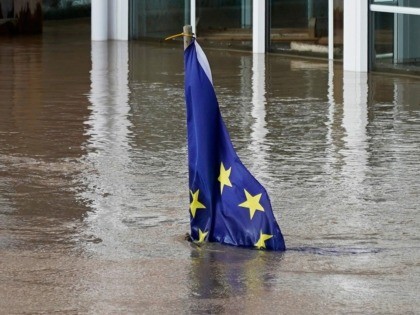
left=370, top=0, right=420, bottom=73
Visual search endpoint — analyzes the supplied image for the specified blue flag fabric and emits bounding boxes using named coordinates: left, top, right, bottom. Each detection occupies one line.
left=184, top=39, right=286, bottom=251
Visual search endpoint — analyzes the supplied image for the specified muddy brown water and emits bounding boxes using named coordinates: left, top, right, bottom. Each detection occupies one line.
left=0, top=19, right=419, bottom=314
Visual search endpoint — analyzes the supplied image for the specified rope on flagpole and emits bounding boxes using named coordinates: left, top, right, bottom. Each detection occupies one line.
left=164, top=25, right=194, bottom=50
left=164, top=32, right=193, bottom=41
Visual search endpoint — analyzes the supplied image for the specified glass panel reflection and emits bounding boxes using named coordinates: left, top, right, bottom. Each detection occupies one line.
left=130, top=0, right=187, bottom=39
left=196, top=0, right=252, bottom=50
left=269, top=0, right=342, bottom=58
left=372, top=10, right=420, bottom=73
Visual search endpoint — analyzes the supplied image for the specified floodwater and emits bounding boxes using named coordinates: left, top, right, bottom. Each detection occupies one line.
left=1, top=19, right=419, bottom=314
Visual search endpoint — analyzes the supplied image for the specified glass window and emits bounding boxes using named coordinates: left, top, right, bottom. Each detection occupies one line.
left=130, top=0, right=188, bottom=40
left=371, top=1, right=420, bottom=73
left=195, top=0, right=252, bottom=50
left=269, top=0, right=341, bottom=58
left=372, top=0, right=397, bottom=4
left=372, top=12, right=394, bottom=68
left=129, top=0, right=251, bottom=50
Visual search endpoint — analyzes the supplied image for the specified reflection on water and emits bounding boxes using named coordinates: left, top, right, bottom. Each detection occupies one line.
left=325, top=61, right=336, bottom=171
left=249, top=54, right=270, bottom=182
left=188, top=244, right=284, bottom=313
left=1, top=20, right=420, bottom=314
left=81, top=40, right=134, bottom=255
left=342, top=71, right=369, bottom=199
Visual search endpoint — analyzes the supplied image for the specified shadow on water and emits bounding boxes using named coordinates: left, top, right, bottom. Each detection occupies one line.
left=187, top=242, right=285, bottom=314
left=288, top=246, right=382, bottom=256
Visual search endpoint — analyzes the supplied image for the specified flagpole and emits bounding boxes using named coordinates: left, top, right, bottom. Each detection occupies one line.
left=183, top=24, right=194, bottom=244
left=183, top=25, right=193, bottom=50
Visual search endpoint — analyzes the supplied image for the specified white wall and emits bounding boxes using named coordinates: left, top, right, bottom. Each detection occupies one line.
left=253, top=0, right=265, bottom=53
left=343, top=0, right=369, bottom=72
left=92, top=0, right=129, bottom=41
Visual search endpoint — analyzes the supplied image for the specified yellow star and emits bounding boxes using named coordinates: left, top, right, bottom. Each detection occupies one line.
left=190, top=189, right=206, bottom=218
left=196, top=229, right=208, bottom=243
left=254, top=231, right=273, bottom=249
left=238, top=189, right=264, bottom=219
left=218, top=162, right=232, bottom=194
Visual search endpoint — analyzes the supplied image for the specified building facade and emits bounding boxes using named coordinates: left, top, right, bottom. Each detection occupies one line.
left=0, top=0, right=42, bottom=34
left=91, top=0, right=420, bottom=74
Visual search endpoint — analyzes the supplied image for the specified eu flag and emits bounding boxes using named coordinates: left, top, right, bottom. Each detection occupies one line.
left=184, top=39, right=286, bottom=251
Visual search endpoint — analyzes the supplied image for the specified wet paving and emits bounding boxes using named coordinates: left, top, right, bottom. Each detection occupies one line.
left=0, top=19, right=419, bottom=314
